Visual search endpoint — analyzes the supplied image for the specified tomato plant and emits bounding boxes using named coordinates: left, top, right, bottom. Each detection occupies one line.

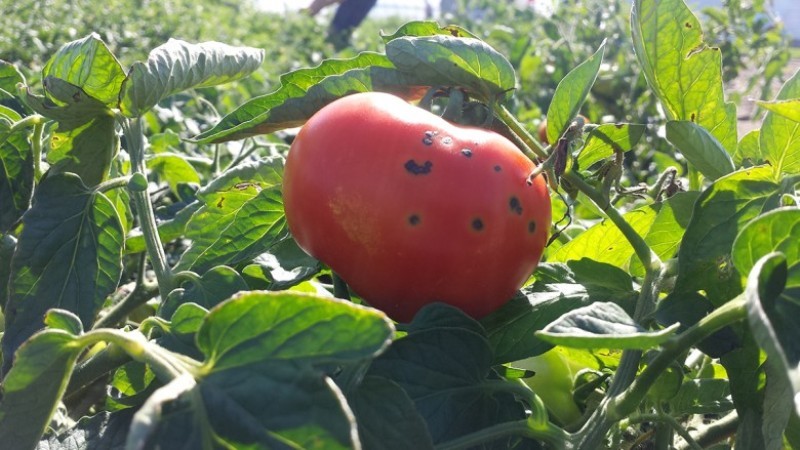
left=284, top=92, right=550, bottom=322
left=0, top=1, right=799, bottom=449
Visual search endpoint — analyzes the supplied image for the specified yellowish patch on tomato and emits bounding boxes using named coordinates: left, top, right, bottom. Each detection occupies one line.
left=329, top=188, right=381, bottom=253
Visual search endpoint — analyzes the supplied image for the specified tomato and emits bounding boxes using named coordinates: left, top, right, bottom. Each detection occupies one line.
left=283, top=92, right=551, bottom=322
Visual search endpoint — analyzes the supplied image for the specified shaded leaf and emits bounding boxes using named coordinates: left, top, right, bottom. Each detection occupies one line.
left=674, top=166, right=783, bottom=306
left=536, top=302, right=680, bottom=349
left=0, top=330, right=83, bottom=449
left=0, top=118, right=33, bottom=232
left=546, top=41, right=605, bottom=144
left=3, top=174, right=123, bottom=373
left=668, top=379, right=734, bottom=415
left=241, top=238, right=322, bottom=291
left=735, top=129, right=764, bottom=167
left=732, top=207, right=800, bottom=288
left=120, top=39, right=264, bottom=117
left=37, top=409, right=134, bottom=450
left=631, top=0, right=737, bottom=152
left=197, top=291, right=394, bottom=371
left=46, top=111, right=117, bottom=187
left=666, top=120, right=735, bottom=180
left=160, top=265, right=247, bottom=319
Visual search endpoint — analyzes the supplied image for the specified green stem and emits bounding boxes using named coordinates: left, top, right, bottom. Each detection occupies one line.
left=436, top=419, right=569, bottom=450
left=121, top=116, right=175, bottom=298
left=93, top=255, right=158, bottom=329
left=95, top=175, right=132, bottom=194
left=625, top=414, right=702, bottom=450
left=496, top=105, right=548, bottom=160
left=609, top=295, right=747, bottom=418
left=676, top=411, right=738, bottom=450
left=65, top=342, right=132, bottom=400
left=32, top=118, right=45, bottom=181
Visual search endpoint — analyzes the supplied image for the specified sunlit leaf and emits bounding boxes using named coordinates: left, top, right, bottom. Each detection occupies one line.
left=760, top=68, right=800, bottom=176
left=666, top=120, right=735, bottom=180
left=733, top=207, right=800, bottom=288
left=577, top=123, right=646, bottom=169
left=756, top=98, right=800, bottom=123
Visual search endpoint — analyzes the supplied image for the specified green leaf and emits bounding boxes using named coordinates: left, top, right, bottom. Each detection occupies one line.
left=631, top=0, right=737, bottom=153
left=674, top=166, right=783, bottom=306
left=120, top=39, right=264, bottom=117
left=577, top=123, right=646, bottom=169
left=0, top=234, right=14, bottom=309
left=745, top=252, right=800, bottom=417
left=193, top=52, right=419, bottom=144
left=735, top=129, right=764, bottom=167
left=0, top=117, right=34, bottom=232
left=760, top=69, right=800, bottom=176
left=175, top=158, right=288, bottom=273
left=536, top=302, right=680, bottom=349
left=367, top=309, right=527, bottom=446
left=0, top=60, right=26, bottom=93
left=666, top=120, right=735, bottom=180
left=347, top=376, right=434, bottom=450
left=197, top=291, right=394, bottom=371
left=385, top=34, right=516, bottom=103
left=3, top=174, right=123, bottom=373
left=482, top=261, right=637, bottom=364
left=380, top=20, right=478, bottom=41
left=44, top=309, right=84, bottom=335
left=756, top=98, right=800, bottom=123
left=46, top=111, right=117, bottom=187
left=0, top=330, right=83, bottom=450
left=25, top=77, right=109, bottom=130
left=733, top=207, right=800, bottom=288
left=159, top=265, right=248, bottom=319
left=147, top=153, right=201, bottom=193
left=546, top=41, right=605, bottom=144
left=42, top=33, right=125, bottom=105
left=668, top=379, right=734, bottom=415
left=241, top=238, right=322, bottom=291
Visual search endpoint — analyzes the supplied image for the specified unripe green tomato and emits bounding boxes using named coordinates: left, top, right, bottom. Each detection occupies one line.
left=283, top=92, right=551, bottom=322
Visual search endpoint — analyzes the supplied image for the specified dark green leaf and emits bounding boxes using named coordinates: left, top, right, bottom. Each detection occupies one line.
left=241, top=238, right=322, bottom=291
left=46, top=111, right=117, bottom=187
left=483, top=262, right=637, bottom=363
left=674, top=166, right=782, bottom=306
left=367, top=315, right=526, bottom=447
left=159, top=265, right=248, bottom=319
left=385, top=34, right=515, bottom=103
left=745, top=252, right=800, bottom=416
left=760, top=69, right=800, bottom=176
left=0, top=118, right=33, bottom=232
left=536, top=302, right=679, bottom=349
left=733, top=207, right=800, bottom=288
left=668, top=379, right=734, bottom=415
left=24, top=78, right=109, bottom=130
left=120, top=39, right=264, bottom=117
left=197, top=291, right=394, bottom=371
left=42, top=33, right=125, bottom=106
left=577, top=123, right=646, bottom=169
left=175, top=158, right=288, bottom=273
left=666, top=120, right=735, bottom=180
left=0, top=330, right=83, bottom=450
left=721, top=335, right=767, bottom=449
left=631, top=0, right=738, bottom=153
left=0, top=60, right=26, bottom=93
left=545, top=41, right=605, bottom=144
left=0, top=234, right=15, bottom=308
left=3, top=174, right=123, bottom=373
left=193, top=52, right=419, bottom=144
left=347, top=376, right=434, bottom=450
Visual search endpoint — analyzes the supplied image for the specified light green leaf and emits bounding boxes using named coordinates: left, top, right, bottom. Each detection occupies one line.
left=44, top=309, right=84, bottom=335
left=147, top=153, right=201, bottom=193
left=674, top=166, right=783, bottom=306
left=760, top=68, right=800, bottom=176
left=42, top=33, right=125, bottom=105
left=577, top=123, right=646, bottom=169
left=0, top=330, right=83, bottom=450
left=756, top=98, right=800, bottom=123
left=666, top=120, right=735, bottom=180
left=546, top=41, right=605, bottom=144
left=744, top=252, right=800, bottom=417
left=536, top=302, right=680, bottom=349
left=46, top=112, right=117, bottom=187
left=3, top=174, right=123, bottom=373
left=631, top=0, right=737, bottom=153
left=735, top=129, right=764, bottom=167
left=120, top=39, right=264, bottom=117
left=733, top=207, right=800, bottom=288
left=175, top=157, right=288, bottom=273
left=197, top=290, right=394, bottom=371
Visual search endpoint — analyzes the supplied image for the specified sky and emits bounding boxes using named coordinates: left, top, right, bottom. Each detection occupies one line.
left=256, top=0, right=438, bottom=18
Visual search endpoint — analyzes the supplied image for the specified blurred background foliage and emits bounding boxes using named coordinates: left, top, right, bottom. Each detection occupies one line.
left=0, top=0, right=793, bottom=189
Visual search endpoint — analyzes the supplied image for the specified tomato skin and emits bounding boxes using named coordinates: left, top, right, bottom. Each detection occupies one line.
left=283, top=92, right=551, bottom=322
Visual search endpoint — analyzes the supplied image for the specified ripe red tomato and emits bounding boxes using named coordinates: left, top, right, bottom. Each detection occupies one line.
left=283, top=92, right=551, bottom=322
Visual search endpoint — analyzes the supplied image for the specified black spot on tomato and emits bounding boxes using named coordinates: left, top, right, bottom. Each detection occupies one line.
left=422, top=130, right=438, bottom=146
left=472, top=218, right=484, bottom=231
left=461, top=148, right=473, bottom=158
left=441, top=136, right=453, bottom=145
left=528, top=221, right=537, bottom=233
left=405, top=160, right=433, bottom=175
left=509, top=196, right=523, bottom=215
left=408, top=214, right=421, bottom=226
left=494, top=165, right=502, bottom=172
